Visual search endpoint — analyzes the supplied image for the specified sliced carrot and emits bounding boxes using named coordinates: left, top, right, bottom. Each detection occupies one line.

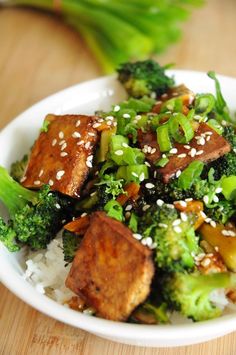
left=64, top=215, right=90, bottom=235
left=116, top=182, right=140, bottom=206
left=174, top=200, right=204, bottom=230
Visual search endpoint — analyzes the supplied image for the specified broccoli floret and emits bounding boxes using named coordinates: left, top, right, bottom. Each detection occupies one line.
left=62, top=229, right=82, bottom=264
left=117, top=60, right=174, bottom=98
left=162, top=272, right=236, bottom=321
left=205, top=126, right=236, bottom=180
left=10, top=154, right=29, bottom=182
left=0, top=166, right=73, bottom=251
left=139, top=204, right=198, bottom=272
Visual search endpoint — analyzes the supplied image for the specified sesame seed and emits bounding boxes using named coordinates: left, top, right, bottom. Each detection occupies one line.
left=213, top=195, right=219, bottom=203
left=132, top=172, right=138, bottom=178
left=59, top=140, right=66, bottom=146
left=203, top=195, right=209, bottom=204
left=142, top=204, right=151, bottom=211
left=180, top=212, right=188, bottom=222
left=87, top=155, right=93, bottom=161
left=184, top=145, right=191, bottom=150
left=77, top=140, right=85, bottom=145
left=150, top=148, right=157, bottom=154
left=197, top=137, right=205, bottom=145
left=38, top=169, right=44, bottom=177
left=145, top=183, right=155, bottom=189
left=176, top=170, right=182, bottom=178
left=147, top=146, right=152, bottom=153
left=20, top=176, right=27, bottom=182
left=200, top=211, right=207, bottom=219
left=48, top=179, right=54, bottom=186
left=114, top=105, right=120, bottom=112
left=201, top=258, right=211, bottom=267
left=150, top=92, right=156, bottom=99
left=166, top=204, right=174, bottom=209
left=174, top=226, right=182, bottom=234
left=113, top=122, right=117, bottom=127
left=162, top=154, right=167, bottom=158
left=60, top=152, right=68, bottom=157
left=178, top=153, right=187, bottom=158
left=229, top=231, right=236, bottom=237
left=145, top=161, right=151, bottom=167
left=210, top=220, right=216, bottom=228
left=107, top=121, right=112, bottom=126
left=159, top=223, right=168, bottom=228
left=90, top=191, right=96, bottom=197
left=59, top=131, right=64, bottom=139
left=55, top=203, right=61, bottom=209
left=135, top=115, right=142, bottom=120
left=105, top=115, right=114, bottom=120
left=72, top=131, right=81, bottom=138
left=115, top=150, right=124, bottom=156
left=123, top=113, right=130, bottom=118
left=139, top=173, right=145, bottom=182
left=125, top=205, right=132, bottom=211
left=215, top=187, right=222, bottom=194
left=56, top=170, right=65, bottom=180
left=52, top=139, right=57, bottom=146
left=34, top=180, right=41, bottom=185
left=189, top=148, right=197, bottom=157
left=93, top=123, right=101, bottom=128
left=222, top=229, right=230, bottom=236
left=88, top=132, right=96, bottom=137
left=86, top=159, right=93, bottom=168
left=145, top=237, right=153, bottom=247
left=98, top=118, right=104, bottom=123
left=205, top=217, right=211, bottom=223
left=205, top=131, right=213, bottom=136
left=172, top=219, right=181, bottom=226
left=170, top=148, right=178, bottom=154
left=215, top=246, right=219, bottom=252
left=156, top=199, right=164, bottom=207
left=60, top=143, right=67, bottom=152
left=81, top=212, right=87, bottom=217
left=85, top=142, right=91, bottom=149
left=161, top=93, right=168, bottom=98
left=178, top=200, right=187, bottom=208
left=196, top=150, right=204, bottom=155
left=133, top=233, right=142, bottom=240
left=76, top=119, right=81, bottom=127
left=122, top=142, right=129, bottom=148
left=185, top=198, right=193, bottom=202
left=206, top=136, right=211, bottom=141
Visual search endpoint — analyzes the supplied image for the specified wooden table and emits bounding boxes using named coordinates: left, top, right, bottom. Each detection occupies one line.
left=0, top=1, right=236, bottom=354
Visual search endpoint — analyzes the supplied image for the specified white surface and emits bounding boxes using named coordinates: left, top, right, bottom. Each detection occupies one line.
left=0, top=70, right=236, bottom=347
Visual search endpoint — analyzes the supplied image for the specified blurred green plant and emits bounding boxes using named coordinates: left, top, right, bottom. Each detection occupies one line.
left=7, top=0, right=203, bottom=72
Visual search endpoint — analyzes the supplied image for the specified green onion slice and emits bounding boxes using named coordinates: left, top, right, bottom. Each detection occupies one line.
left=178, top=161, right=204, bottom=190
left=168, top=113, right=194, bottom=144
left=156, top=123, right=172, bottom=152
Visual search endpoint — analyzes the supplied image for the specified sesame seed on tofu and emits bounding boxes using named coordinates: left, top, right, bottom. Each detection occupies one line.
left=65, top=212, right=154, bottom=321
left=22, top=114, right=99, bottom=197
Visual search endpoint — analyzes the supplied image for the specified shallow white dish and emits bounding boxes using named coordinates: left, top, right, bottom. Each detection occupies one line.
left=0, top=70, right=236, bottom=348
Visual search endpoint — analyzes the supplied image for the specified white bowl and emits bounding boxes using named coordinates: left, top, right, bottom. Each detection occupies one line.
left=1, top=70, right=236, bottom=347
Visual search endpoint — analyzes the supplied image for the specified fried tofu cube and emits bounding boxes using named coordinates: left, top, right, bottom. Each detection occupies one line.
left=22, top=114, right=99, bottom=198
left=65, top=212, right=155, bottom=321
left=138, top=123, right=231, bottom=182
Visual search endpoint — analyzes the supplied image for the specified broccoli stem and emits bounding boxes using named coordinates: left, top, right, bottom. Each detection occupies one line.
left=0, top=166, right=38, bottom=217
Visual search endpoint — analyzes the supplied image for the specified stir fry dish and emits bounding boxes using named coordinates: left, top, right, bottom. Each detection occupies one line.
left=0, top=60, right=236, bottom=324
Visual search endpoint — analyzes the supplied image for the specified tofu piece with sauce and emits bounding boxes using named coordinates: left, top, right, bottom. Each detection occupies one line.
left=22, top=114, right=99, bottom=198
left=65, top=212, right=155, bottom=321
left=138, top=123, right=231, bottom=182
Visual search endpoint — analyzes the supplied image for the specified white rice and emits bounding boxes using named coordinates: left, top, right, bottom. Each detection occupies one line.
left=22, top=236, right=234, bottom=322
left=23, top=235, right=74, bottom=304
